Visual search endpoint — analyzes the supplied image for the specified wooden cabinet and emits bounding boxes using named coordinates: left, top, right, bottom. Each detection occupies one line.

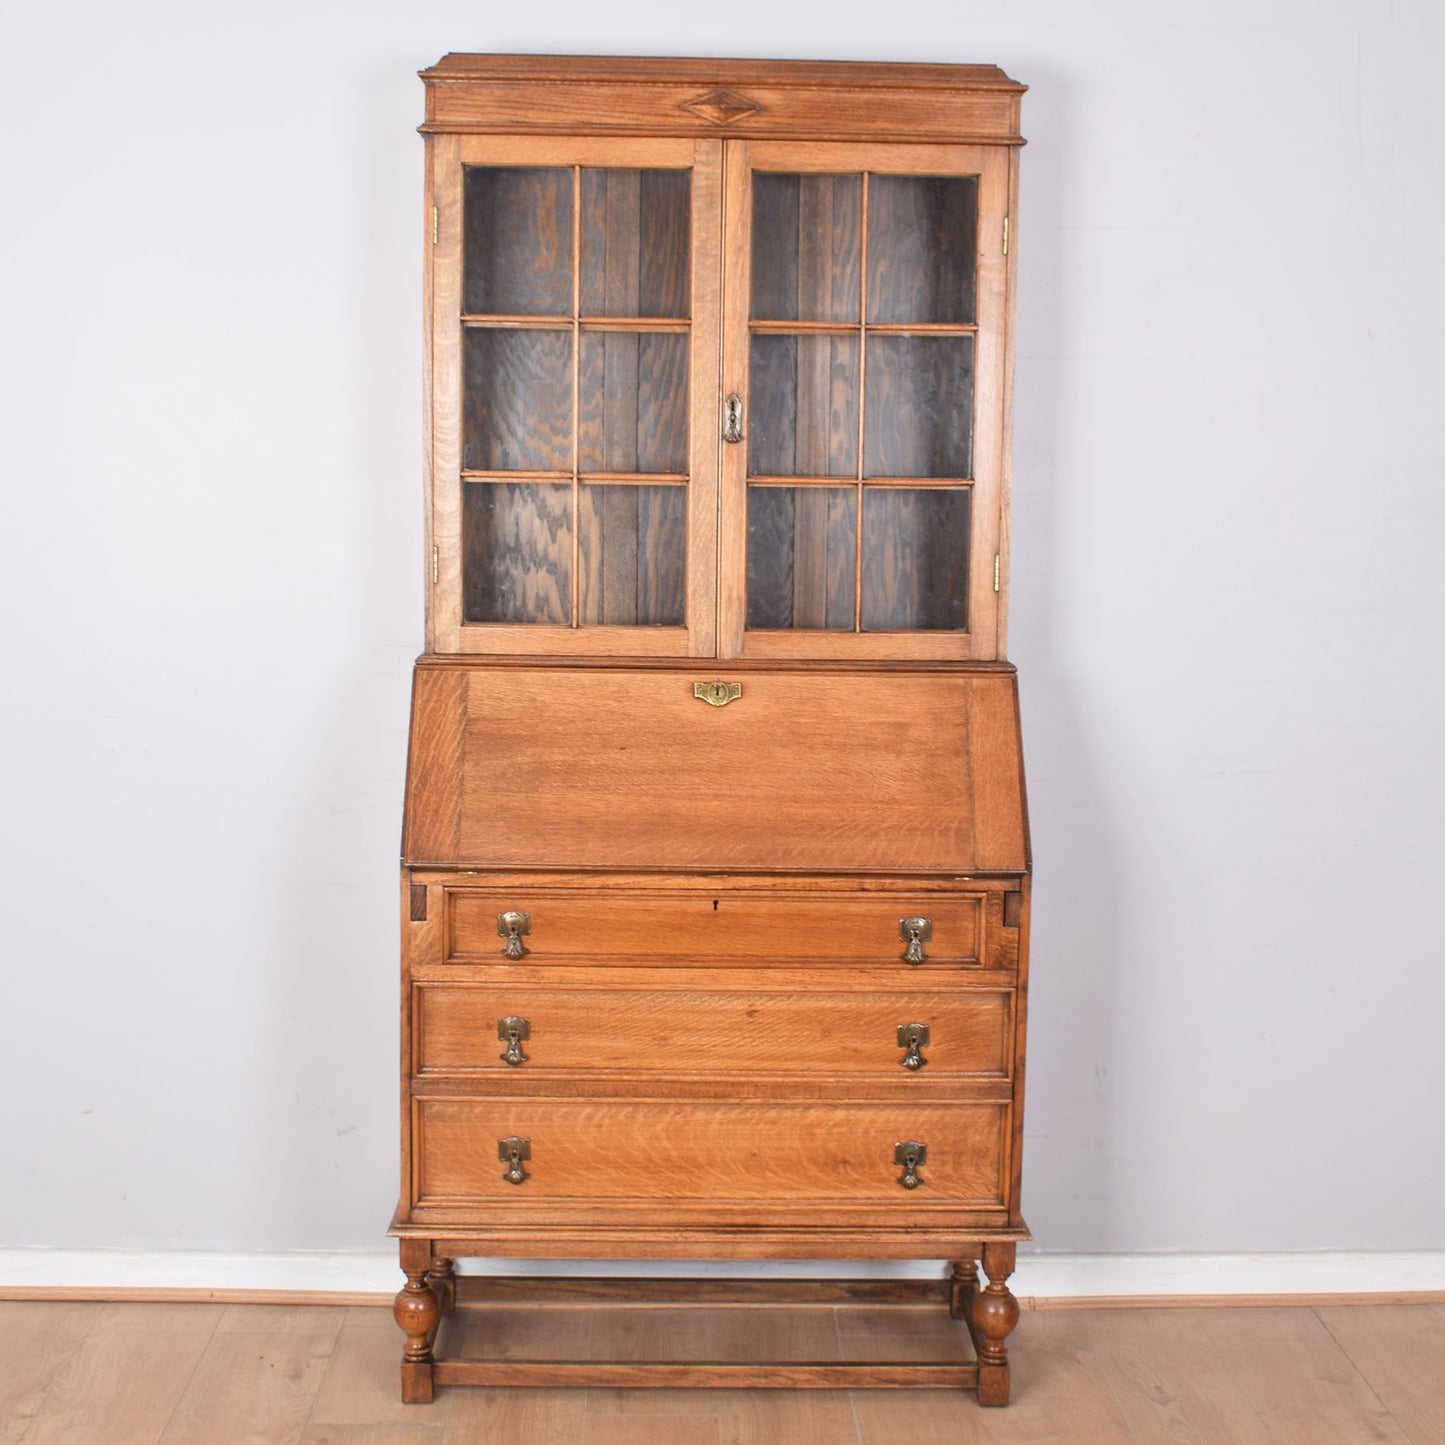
left=394, top=55, right=1030, bottom=1406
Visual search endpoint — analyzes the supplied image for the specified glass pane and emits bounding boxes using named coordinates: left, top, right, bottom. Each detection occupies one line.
left=751, top=174, right=861, bottom=322
left=580, top=170, right=690, bottom=319
left=463, top=168, right=573, bottom=316
left=463, top=328, right=573, bottom=472
left=463, top=481, right=572, bottom=624
left=579, top=484, right=686, bottom=625
left=747, top=486, right=856, bottom=630
left=748, top=334, right=858, bottom=477
left=861, top=487, right=970, bottom=631
left=867, top=175, right=978, bottom=324
left=578, top=332, right=687, bottom=474
left=863, top=335, right=973, bottom=478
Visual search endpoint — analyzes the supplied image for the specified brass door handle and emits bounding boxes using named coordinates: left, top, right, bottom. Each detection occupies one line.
left=499, top=1136, right=531, bottom=1185
left=897, top=1022, right=930, bottom=1070
left=900, top=916, right=932, bottom=964
left=894, top=1141, right=927, bottom=1190
left=497, top=911, right=530, bottom=959
left=498, top=1016, right=530, bottom=1067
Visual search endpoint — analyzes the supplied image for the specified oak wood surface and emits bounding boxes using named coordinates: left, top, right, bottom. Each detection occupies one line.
left=402, top=664, right=1027, bottom=872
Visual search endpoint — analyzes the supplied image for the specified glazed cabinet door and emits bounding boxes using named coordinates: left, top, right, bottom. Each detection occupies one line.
left=718, top=142, right=1013, bottom=660
left=429, top=136, right=722, bottom=655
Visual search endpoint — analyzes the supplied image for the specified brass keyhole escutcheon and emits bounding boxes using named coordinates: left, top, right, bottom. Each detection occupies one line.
left=497, top=910, right=530, bottom=959
left=894, top=1141, right=927, bottom=1190
left=899, top=916, right=933, bottom=964
left=723, top=392, right=743, bottom=443
left=693, top=681, right=741, bottom=707
left=897, top=1022, right=931, bottom=1070
left=498, top=1136, right=531, bottom=1185
left=498, top=1016, right=530, bottom=1067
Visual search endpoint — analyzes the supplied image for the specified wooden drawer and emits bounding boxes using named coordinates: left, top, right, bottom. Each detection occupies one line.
left=413, top=976, right=1014, bottom=1079
left=445, top=889, right=985, bottom=967
left=413, top=1098, right=1008, bottom=1208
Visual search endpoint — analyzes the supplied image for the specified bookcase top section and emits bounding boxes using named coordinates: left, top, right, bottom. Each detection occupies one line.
left=420, top=54, right=1027, bottom=144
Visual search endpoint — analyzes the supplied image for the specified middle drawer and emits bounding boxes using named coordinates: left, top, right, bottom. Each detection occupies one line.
left=412, top=973, right=1015, bottom=1081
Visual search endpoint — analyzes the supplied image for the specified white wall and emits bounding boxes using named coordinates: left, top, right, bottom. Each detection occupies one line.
left=2, top=0, right=1441, bottom=1258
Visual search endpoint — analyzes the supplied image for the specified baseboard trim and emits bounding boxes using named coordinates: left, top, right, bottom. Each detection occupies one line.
left=2, top=1249, right=1443, bottom=1306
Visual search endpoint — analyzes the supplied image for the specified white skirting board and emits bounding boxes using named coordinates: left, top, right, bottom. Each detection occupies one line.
left=2, top=1250, right=1444, bottom=1301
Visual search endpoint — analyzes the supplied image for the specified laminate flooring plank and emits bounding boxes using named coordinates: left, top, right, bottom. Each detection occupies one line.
left=218, top=1304, right=350, bottom=1336
left=19, top=1303, right=224, bottom=1445
left=1316, top=1303, right=1445, bottom=1445
left=836, top=1304, right=975, bottom=1364
left=583, top=1414, right=719, bottom=1445
left=444, top=1387, right=585, bottom=1445
left=717, top=1389, right=862, bottom=1445
left=445, top=1305, right=594, bottom=1361
left=1067, top=1306, right=1272, bottom=1444
left=1196, top=1306, right=1409, bottom=1445
left=850, top=1388, right=997, bottom=1445
left=300, top=1428, right=448, bottom=1444
left=0, top=1302, right=98, bottom=1444
left=307, top=1313, right=450, bottom=1428
left=712, top=1307, right=845, bottom=1364
left=159, top=1313, right=339, bottom=1444
left=584, top=1385, right=723, bottom=1418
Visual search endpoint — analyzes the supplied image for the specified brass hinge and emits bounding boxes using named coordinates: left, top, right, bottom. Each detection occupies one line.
left=432, top=545, right=439, bottom=584
left=993, top=554, right=1001, bottom=591
left=1002, top=217, right=1009, bottom=256
left=433, top=205, right=439, bottom=246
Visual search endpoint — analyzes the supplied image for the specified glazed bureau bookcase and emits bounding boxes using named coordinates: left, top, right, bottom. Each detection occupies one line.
left=392, top=54, right=1031, bottom=1406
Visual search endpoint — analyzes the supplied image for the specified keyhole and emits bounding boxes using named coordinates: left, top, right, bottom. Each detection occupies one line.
left=712, top=899, right=719, bottom=912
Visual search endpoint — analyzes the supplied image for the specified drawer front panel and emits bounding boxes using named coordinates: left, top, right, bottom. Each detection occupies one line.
left=414, top=1099, right=1007, bottom=1206
left=415, top=981, right=1012, bottom=1078
left=447, top=890, right=984, bottom=965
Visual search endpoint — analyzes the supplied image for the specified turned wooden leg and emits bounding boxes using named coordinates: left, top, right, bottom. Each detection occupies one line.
left=394, top=1240, right=439, bottom=1403
left=429, top=1255, right=457, bottom=1317
left=973, top=1242, right=1020, bottom=1406
left=949, top=1258, right=978, bottom=1320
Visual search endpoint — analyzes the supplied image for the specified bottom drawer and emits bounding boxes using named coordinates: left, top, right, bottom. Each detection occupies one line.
left=413, top=1099, right=1007, bottom=1209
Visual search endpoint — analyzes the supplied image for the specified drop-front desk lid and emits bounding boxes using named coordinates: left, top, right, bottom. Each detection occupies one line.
left=402, top=661, right=1029, bottom=875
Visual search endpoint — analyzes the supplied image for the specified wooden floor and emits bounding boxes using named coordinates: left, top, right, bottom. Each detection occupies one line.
left=2, top=1298, right=1442, bottom=1443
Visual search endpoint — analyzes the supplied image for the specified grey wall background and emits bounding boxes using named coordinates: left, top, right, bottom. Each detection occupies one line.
left=3, top=0, right=1442, bottom=1257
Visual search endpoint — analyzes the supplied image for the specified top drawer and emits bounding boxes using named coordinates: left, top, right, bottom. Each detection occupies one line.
left=445, top=887, right=987, bottom=967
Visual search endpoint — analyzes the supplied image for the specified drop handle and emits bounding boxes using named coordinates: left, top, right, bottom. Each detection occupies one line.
left=894, top=1141, right=927, bottom=1190
left=723, top=392, right=743, bottom=443
left=498, top=1016, right=530, bottom=1067
left=897, top=1022, right=931, bottom=1070
left=498, top=1136, right=531, bottom=1185
left=497, top=910, right=530, bottom=959
left=899, top=916, right=933, bottom=965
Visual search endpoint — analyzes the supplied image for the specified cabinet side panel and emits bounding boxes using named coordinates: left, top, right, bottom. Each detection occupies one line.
left=403, top=666, right=467, bottom=862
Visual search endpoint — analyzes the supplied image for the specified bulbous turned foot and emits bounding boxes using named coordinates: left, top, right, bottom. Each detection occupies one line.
left=972, top=1243, right=1019, bottom=1406
left=394, top=1267, right=439, bottom=1403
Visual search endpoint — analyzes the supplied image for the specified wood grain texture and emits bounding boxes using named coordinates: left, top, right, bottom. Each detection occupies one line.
left=413, top=1098, right=1007, bottom=1207
left=413, top=980, right=1012, bottom=1080
left=444, top=889, right=986, bottom=964
left=402, top=664, right=1027, bottom=872
left=1316, top=1304, right=1445, bottom=1445
left=461, top=481, right=571, bottom=624
left=19, top=1303, right=224, bottom=1445
left=463, top=166, right=573, bottom=316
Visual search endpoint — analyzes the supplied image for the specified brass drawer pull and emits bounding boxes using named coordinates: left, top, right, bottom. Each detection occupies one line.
left=900, top=916, right=932, bottom=964
left=897, top=1022, right=930, bottom=1070
left=497, top=1016, right=530, bottom=1067
left=693, top=680, right=741, bottom=707
left=894, top=1141, right=927, bottom=1190
left=497, top=910, right=530, bottom=959
left=498, top=1136, right=531, bottom=1185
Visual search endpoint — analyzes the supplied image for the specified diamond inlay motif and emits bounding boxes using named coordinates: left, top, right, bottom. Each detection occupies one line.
left=680, top=88, right=764, bottom=124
